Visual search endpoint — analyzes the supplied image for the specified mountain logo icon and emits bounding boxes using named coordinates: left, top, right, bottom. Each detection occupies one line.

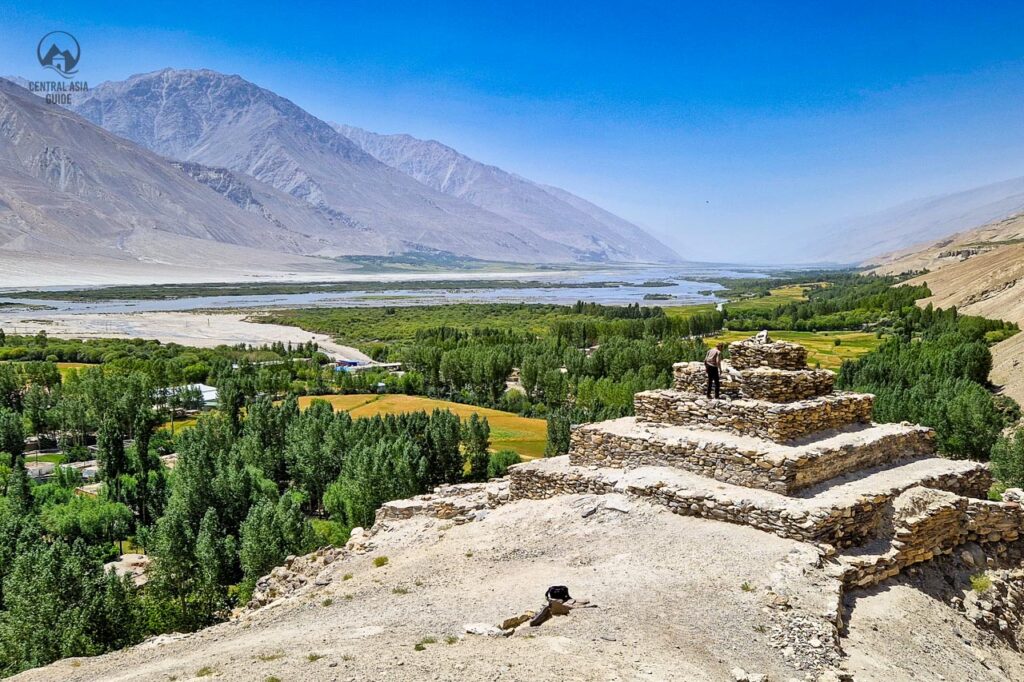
left=37, top=31, right=80, bottom=79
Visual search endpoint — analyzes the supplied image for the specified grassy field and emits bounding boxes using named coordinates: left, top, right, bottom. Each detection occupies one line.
left=662, top=303, right=719, bottom=319
left=721, top=282, right=824, bottom=313
left=157, top=416, right=199, bottom=434
left=297, top=394, right=548, bottom=459
left=710, top=330, right=882, bottom=369
left=56, top=362, right=97, bottom=376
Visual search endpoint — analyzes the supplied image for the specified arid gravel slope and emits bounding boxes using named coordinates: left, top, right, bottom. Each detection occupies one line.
left=14, top=493, right=1024, bottom=681
left=13, top=495, right=814, bottom=682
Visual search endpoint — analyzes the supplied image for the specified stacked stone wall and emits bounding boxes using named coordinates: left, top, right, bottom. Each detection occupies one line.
left=673, top=362, right=834, bottom=402
left=634, top=389, right=874, bottom=442
left=569, top=421, right=936, bottom=495
left=791, top=427, right=935, bottom=492
left=840, top=488, right=1023, bottom=588
left=728, top=339, right=807, bottom=370
left=507, top=458, right=992, bottom=548
left=568, top=423, right=791, bottom=492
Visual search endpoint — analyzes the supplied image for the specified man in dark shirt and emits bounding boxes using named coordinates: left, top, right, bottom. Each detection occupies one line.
left=704, top=343, right=724, bottom=399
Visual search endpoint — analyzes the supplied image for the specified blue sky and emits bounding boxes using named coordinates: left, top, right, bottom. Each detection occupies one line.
left=3, top=1, right=1024, bottom=262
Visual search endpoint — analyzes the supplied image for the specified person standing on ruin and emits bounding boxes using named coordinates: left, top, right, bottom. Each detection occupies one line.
left=704, top=342, right=724, bottom=399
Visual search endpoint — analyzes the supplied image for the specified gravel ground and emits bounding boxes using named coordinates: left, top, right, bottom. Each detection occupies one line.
left=14, top=495, right=812, bottom=682
left=0, top=312, right=370, bottom=362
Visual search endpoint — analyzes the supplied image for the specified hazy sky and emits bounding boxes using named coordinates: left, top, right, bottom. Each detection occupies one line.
left=3, top=1, right=1024, bottom=262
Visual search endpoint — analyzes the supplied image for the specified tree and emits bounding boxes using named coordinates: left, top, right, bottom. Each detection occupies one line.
left=487, top=450, right=522, bottom=479
left=422, top=409, right=462, bottom=486
left=193, top=508, right=235, bottom=619
left=285, top=400, right=344, bottom=513
left=324, top=438, right=420, bottom=528
left=463, top=414, right=491, bottom=481
left=0, top=539, right=145, bottom=677
left=96, top=416, right=127, bottom=502
left=22, top=383, right=53, bottom=450
left=992, top=428, right=1024, bottom=489
left=149, top=496, right=197, bottom=630
left=545, top=408, right=573, bottom=457
left=0, top=364, right=22, bottom=412
left=0, top=409, right=24, bottom=459
left=238, top=498, right=285, bottom=601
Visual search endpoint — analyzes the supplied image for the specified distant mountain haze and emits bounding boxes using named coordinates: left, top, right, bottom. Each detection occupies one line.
left=333, top=123, right=678, bottom=263
left=64, top=68, right=677, bottom=264
left=803, top=176, right=1024, bottom=264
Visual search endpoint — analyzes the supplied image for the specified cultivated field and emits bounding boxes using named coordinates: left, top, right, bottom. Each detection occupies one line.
left=710, top=330, right=882, bottom=369
left=298, top=394, right=548, bottom=459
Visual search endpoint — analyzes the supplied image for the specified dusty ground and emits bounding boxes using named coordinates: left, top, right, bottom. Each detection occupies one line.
left=844, top=564, right=1024, bottom=682
left=14, top=493, right=1024, bottom=681
left=0, top=312, right=370, bottom=362
left=14, top=495, right=815, bottom=682
left=991, top=332, right=1024, bottom=407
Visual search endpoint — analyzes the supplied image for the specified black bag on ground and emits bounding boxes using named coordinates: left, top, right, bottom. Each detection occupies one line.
left=545, top=585, right=571, bottom=602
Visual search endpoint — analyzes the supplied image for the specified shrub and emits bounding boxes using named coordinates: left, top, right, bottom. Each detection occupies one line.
left=970, top=573, right=992, bottom=593
left=373, top=556, right=389, bottom=568
left=487, top=450, right=522, bottom=478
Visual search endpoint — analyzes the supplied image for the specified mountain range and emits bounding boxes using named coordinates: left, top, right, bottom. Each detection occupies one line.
left=802, top=175, right=1024, bottom=264
left=0, top=69, right=679, bottom=284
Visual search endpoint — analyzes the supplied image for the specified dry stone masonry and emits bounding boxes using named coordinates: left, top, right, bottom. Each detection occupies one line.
left=508, top=332, right=1021, bottom=588
left=245, top=332, right=1024, bottom=680
left=503, top=331, right=1024, bottom=674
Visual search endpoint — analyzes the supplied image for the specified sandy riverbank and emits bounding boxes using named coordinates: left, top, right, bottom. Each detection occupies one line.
left=0, top=311, right=370, bottom=362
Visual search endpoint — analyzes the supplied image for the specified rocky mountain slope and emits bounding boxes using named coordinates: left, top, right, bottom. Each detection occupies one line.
left=0, top=77, right=339, bottom=282
left=65, top=69, right=677, bottom=264
left=334, top=123, right=678, bottom=263
left=68, top=69, right=572, bottom=263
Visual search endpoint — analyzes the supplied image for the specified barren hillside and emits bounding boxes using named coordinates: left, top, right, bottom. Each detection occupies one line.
left=16, top=490, right=1024, bottom=682
left=12, top=494, right=825, bottom=682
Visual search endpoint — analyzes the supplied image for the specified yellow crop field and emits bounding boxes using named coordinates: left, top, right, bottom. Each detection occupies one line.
left=298, top=394, right=548, bottom=459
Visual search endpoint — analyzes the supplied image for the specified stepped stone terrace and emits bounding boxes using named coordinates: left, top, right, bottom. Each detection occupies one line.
left=508, top=332, right=1021, bottom=591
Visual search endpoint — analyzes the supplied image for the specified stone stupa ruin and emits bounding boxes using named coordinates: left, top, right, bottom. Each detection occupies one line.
left=256, top=332, right=1024, bottom=675
left=511, top=333, right=1018, bottom=560
left=506, top=333, right=1024, bottom=670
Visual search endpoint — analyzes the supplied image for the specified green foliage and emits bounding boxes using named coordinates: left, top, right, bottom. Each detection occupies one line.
left=970, top=573, right=992, bottom=593
left=463, top=414, right=491, bottom=481
left=837, top=329, right=1015, bottom=459
left=324, top=438, right=420, bottom=528
left=0, top=539, right=145, bottom=677
left=487, top=450, right=522, bottom=479
left=991, top=428, right=1024, bottom=488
